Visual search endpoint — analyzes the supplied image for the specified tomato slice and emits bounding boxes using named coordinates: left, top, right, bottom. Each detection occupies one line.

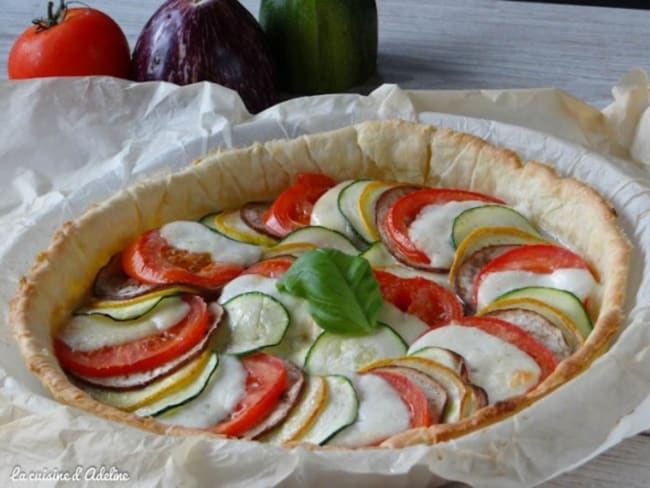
left=122, top=229, right=244, bottom=288
left=242, top=256, right=295, bottom=278
left=368, top=370, right=431, bottom=428
left=455, top=316, right=558, bottom=381
left=264, top=173, right=337, bottom=237
left=374, top=270, right=463, bottom=329
left=211, top=353, right=288, bottom=437
left=54, top=295, right=210, bottom=377
left=472, top=244, right=596, bottom=305
left=383, top=188, right=503, bottom=265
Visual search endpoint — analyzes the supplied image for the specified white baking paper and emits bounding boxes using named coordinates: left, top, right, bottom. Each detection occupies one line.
left=0, top=74, right=648, bottom=488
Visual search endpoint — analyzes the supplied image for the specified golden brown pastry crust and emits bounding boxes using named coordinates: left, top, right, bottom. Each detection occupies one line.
left=8, top=120, right=631, bottom=447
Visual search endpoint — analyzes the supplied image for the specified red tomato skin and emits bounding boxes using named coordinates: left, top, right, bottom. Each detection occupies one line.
left=384, top=188, right=504, bottom=265
left=369, top=370, right=431, bottom=428
left=264, top=173, right=337, bottom=237
left=242, top=256, right=295, bottom=278
left=8, top=8, right=131, bottom=79
left=472, top=244, right=595, bottom=306
left=455, top=316, right=558, bottom=382
left=54, top=295, right=210, bottom=378
left=211, top=353, right=288, bottom=437
left=122, top=229, right=244, bottom=289
left=374, top=270, right=463, bottom=329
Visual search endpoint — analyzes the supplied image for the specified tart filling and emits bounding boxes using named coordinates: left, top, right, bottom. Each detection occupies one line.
left=9, top=120, right=630, bottom=449
left=50, top=175, right=605, bottom=447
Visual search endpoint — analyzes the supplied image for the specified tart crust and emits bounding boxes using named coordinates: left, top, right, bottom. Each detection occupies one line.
left=8, top=120, right=631, bottom=447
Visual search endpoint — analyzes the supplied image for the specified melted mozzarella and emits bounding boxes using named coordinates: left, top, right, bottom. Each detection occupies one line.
left=477, top=268, right=597, bottom=310
left=408, top=201, right=488, bottom=268
left=310, top=180, right=356, bottom=240
left=156, top=355, right=247, bottom=428
left=408, top=324, right=541, bottom=402
left=328, top=373, right=410, bottom=447
left=219, top=274, right=321, bottom=365
left=59, top=297, right=190, bottom=351
left=377, top=302, right=429, bottom=344
left=160, top=221, right=261, bottom=265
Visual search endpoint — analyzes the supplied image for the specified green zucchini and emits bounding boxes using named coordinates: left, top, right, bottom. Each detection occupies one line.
left=74, top=293, right=182, bottom=322
left=298, top=375, right=359, bottom=445
left=361, top=241, right=449, bottom=286
left=86, top=350, right=213, bottom=411
left=260, top=0, right=378, bottom=94
left=134, top=352, right=219, bottom=418
left=304, top=323, right=407, bottom=376
left=217, top=292, right=291, bottom=355
left=452, top=205, right=540, bottom=248
left=408, top=346, right=467, bottom=378
left=264, top=225, right=359, bottom=258
left=337, top=180, right=382, bottom=244
left=200, top=210, right=276, bottom=246
left=496, top=286, right=593, bottom=339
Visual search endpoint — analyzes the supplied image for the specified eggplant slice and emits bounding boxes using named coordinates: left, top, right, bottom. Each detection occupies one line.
left=240, top=201, right=281, bottom=238
left=452, top=244, right=519, bottom=312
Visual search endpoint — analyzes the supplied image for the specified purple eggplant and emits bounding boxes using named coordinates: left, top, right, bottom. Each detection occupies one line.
left=132, top=0, right=278, bottom=113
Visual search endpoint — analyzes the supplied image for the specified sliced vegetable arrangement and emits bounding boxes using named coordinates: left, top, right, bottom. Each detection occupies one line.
left=54, top=173, right=601, bottom=447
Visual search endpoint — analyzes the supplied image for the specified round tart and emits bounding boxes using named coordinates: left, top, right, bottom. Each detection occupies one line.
left=9, top=120, right=630, bottom=447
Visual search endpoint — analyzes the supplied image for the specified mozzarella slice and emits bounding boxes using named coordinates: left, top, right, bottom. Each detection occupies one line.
left=310, top=180, right=356, bottom=240
left=219, top=274, right=321, bottom=365
left=154, top=354, right=247, bottom=428
left=59, top=297, right=190, bottom=351
left=408, top=200, right=488, bottom=268
left=408, top=324, right=541, bottom=403
left=160, top=220, right=261, bottom=265
left=476, top=268, right=597, bottom=310
left=377, top=302, right=429, bottom=344
left=328, top=373, right=410, bottom=447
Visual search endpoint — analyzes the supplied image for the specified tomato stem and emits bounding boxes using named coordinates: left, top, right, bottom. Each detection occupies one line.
left=32, top=0, right=68, bottom=32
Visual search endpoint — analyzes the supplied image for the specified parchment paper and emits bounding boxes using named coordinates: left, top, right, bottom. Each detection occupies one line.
left=0, top=69, right=649, bottom=487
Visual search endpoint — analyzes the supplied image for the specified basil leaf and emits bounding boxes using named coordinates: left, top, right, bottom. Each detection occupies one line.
left=276, top=248, right=383, bottom=335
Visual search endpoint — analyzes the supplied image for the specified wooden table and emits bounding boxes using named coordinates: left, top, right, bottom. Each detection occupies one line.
left=0, top=0, right=648, bottom=486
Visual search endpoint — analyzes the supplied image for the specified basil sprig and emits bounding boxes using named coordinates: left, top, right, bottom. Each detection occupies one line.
left=276, top=248, right=383, bottom=335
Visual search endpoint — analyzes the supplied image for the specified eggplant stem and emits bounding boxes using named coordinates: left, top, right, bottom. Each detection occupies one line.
left=32, top=0, right=69, bottom=32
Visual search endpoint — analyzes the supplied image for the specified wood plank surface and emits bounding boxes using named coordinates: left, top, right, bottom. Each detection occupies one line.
left=0, top=1, right=648, bottom=486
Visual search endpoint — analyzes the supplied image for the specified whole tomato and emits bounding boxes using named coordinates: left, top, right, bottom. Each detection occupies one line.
left=8, top=1, right=131, bottom=79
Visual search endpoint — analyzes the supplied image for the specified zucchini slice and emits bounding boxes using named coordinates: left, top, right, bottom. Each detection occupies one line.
left=304, top=324, right=407, bottom=376
left=263, top=226, right=359, bottom=258
left=201, top=210, right=277, bottom=247
left=217, top=292, right=291, bottom=355
left=361, top=241, right=449, bottom=286
left=60, top=296, right=191, bottom=352
left=338, top=180, right=393, bottom=244
left=86, top=350, right=213, bottom=411
left=75, top=292, right=182, bottom=322
left=134, top=352, right=220, bottom=418
left=298, top=375, right=359, bottom=445
left=495, top=286, right=593, bottom=340
left=408, top=346, right=468, bottom=380
left=452, top=205, right=540, bottom=248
